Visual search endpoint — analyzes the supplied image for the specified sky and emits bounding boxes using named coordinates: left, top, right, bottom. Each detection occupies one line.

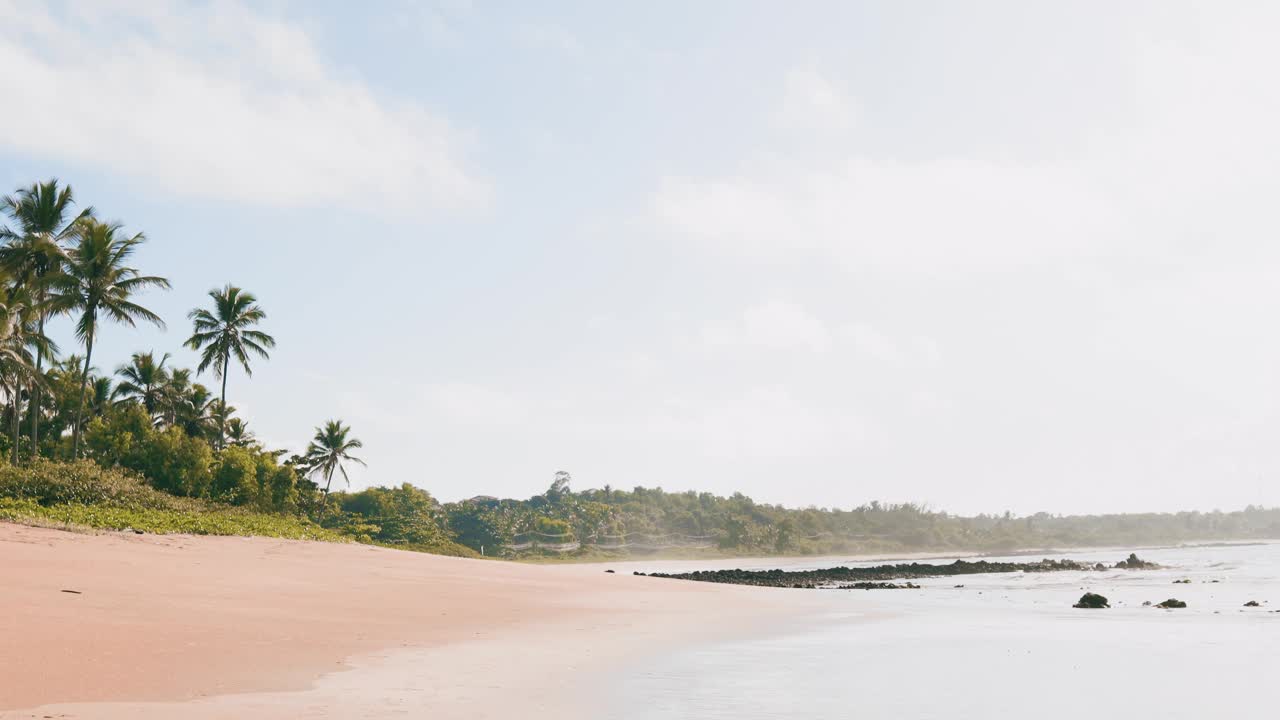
left=3, top=0, right=1280, bottom=516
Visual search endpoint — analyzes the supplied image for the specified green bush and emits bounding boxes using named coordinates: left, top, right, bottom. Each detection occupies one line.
left=0, top=459, right=188, bottom=510
left=213, top=446, right=260, bottom=505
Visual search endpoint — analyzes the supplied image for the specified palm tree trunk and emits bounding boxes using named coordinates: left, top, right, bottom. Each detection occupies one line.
left=29, top=304, right=44, bottom=459
left=219, top=352, right=228, bottom=451
left=9, top=386, right=19, bottom=465
left=71, top=331, right=94, bottom=459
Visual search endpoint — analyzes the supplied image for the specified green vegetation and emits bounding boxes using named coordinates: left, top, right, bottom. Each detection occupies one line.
left=1, top=176, right=1277, bottom=562
left=440, top=476, right=1280, bottom=558
left=0, top=460, right=340, bottom=539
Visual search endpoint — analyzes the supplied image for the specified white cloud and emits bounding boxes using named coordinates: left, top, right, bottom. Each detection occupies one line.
left=515, top=22, right=584, bottom=57
left=774, top=68, right=856, bottom=133
left=0, top=0, right=487, bottom=213
left=418, top=382, right=528, bottom=426
left=704, top=300, right=831, bottom=353
left=655, top=156, right=1127, bottom=273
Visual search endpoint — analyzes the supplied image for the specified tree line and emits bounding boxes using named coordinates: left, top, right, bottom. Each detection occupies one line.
left=0, top=179, right=364, bottom=504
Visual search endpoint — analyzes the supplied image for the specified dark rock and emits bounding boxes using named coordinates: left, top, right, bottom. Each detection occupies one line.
left=1244, top=600, right=1261, bottom=607
left=1115, top=553, right=1157, bottom=569
left=1074, top=592, right=1110, bottom=609
left=1142, top=601, right=1152, bottom=606
left=633, top=571, right=645, bottom=576
left=1173, top=579, right=1192, bottom=584
left=638, top=555, right=1154, bottom=589
left=836, top=581, right=920, bottom=590
left=60, top=589, right=82, bottom=594
left=1156, top=598, right=1187, bottom=609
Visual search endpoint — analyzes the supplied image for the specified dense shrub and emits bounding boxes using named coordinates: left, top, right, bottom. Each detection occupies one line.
left=0, top=459, right=190, bottom=510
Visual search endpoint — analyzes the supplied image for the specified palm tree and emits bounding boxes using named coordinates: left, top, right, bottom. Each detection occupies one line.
left=112, top=351, right=170, bottom=418
left=0, top=286, right=31, bottom=463
left=0, top=282, right=51, bottom=462
left=206, top=399, right=236, bottom=444
left=49, top=219, right=169, bottom=457
left=225, top=417, right=257, bottom=448
left=184, top=285, right=275, bottom=449
left=1, top=180, right=92, bottom=455
left=157, top=367, right=192, bottom=427
left=174, top=383, right=216, bottom=438
left=88, top=376, right=114, bottom=420
left=303, top=420, right=365, bottom=497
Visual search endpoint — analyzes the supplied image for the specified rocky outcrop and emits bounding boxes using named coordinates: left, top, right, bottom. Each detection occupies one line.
left=1155, top=598, right=1187, bottom=609
left=639, top=555, right=1157, bottom=589
left=1074, top=592, right=1110, bottom=608
left=1115, top=553, right=1158, bottom=569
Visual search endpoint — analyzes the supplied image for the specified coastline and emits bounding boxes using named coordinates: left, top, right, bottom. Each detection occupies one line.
left=0, top=522, right=818, bottom=719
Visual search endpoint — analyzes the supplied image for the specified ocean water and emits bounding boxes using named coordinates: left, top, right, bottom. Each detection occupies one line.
left=604, top=543, right=1280, bottom=719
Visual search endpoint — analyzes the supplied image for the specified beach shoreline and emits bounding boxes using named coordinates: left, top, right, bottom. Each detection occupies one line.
left=0, top=522, right=815, bottom=719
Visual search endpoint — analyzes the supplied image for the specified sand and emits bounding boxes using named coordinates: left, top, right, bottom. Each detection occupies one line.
left=0, top=522, right=801, bottom=719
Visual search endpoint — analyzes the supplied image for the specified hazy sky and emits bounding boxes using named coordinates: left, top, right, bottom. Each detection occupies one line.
left=3, top=1, right=1280, bottom=515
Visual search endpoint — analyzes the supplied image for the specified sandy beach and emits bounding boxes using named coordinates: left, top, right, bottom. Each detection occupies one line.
left=0, top=522, right=805, bottom=719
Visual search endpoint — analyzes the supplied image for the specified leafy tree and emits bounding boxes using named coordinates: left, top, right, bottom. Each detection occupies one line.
left=446, top=501, right=513, bottom=554
left=0, top=180, right=92, bottom=455
left=49, top=219, right=169, bottom=457
left=136, top=425, right=215, bottom=498
left=213, top=445, right=259, bottom=505
left=337, top=483, right=447, bottom=546
left=303, top=419, right=365, bottom=497
left=184, top=285, right=274, bottom=449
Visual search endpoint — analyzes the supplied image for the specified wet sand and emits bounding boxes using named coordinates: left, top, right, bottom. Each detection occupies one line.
left=0, top=522, right=804, bottom=719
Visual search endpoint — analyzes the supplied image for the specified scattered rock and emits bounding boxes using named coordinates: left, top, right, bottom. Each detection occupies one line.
left=1244, top=600, right=1261, bottom=607
left=1142, top=601, right=1152, bottom=606
left=1074, top=592, right=1110, bottom=609
left=633, top=571, right=646, bottom=576
left=1156, top=598, right=1187, bottom=609
left=604, top=569, right=615, bottom=574
left=1173, top=579, right=1192, bottom=584
left=836, top=582, right=920, bottom=590
left=60, top=589, right=81, bottom=594
left=954, top=584, right=965, bottom=588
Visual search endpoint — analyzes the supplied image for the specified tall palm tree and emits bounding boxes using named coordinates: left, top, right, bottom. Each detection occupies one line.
left=112, top=351, right=170, bottom=418
left=0, top=286, right=31, bottom=463
left=185, top=285, right=274, bottom=449
left=1, top=180, right=92, bottom=455
left=49, top=219, right=169, bottom=457
left=0, top=282, right=52, bottom=463
left=303, top=420, right=365, bottom=497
